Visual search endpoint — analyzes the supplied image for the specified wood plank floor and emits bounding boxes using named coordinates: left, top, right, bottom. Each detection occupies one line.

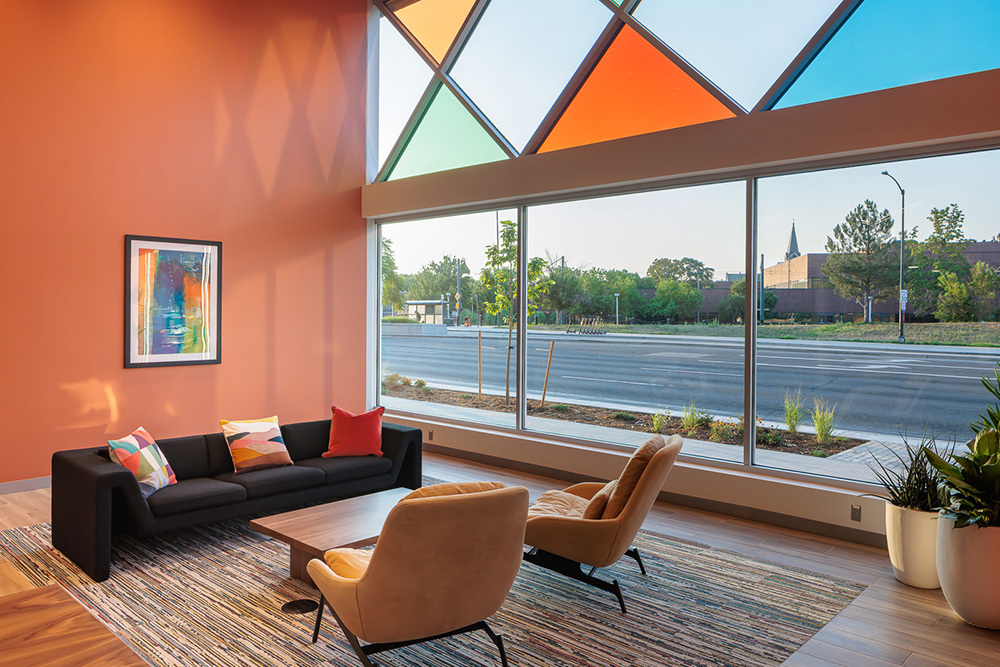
left=1, top=453, right=997, bottom=666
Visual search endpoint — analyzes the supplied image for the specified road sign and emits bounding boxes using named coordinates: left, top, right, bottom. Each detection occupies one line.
left=899, top=289, right=908, bottom=302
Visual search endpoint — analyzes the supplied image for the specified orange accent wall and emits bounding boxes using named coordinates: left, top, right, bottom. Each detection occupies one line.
left=0, top=0, right=369, bottom=483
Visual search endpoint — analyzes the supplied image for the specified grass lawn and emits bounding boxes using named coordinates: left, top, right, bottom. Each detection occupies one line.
left=531, top=321, right=1000, bottom=347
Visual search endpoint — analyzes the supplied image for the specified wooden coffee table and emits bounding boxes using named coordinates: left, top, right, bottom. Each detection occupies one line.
left=250, top=487, right=413, bottom=584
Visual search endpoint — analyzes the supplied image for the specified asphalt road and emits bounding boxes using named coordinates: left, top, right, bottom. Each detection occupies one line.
left=381, top=328, right=1000, bottom=441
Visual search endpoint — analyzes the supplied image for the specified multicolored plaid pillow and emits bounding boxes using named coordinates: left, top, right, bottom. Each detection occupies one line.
left=220, top=415, right=292, bottom=473
left=107, top=427, right=177, bottom=498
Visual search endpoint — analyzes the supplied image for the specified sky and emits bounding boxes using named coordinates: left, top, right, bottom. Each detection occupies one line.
left=377, top=0, right=1000, bottom=280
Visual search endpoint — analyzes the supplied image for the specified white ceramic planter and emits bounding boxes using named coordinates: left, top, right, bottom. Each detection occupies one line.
left=885, top=504, right=940, bottom=589
left=936, top=514, right=1000, bottom=629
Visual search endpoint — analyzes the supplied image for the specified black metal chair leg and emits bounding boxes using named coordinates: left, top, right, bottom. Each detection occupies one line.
left=523, top=548, right=629, bottom=613
left=312, top=595, right=325, bottom=643
left=624, top=547, right=647, bottom=575
left=481, top=621, right=509, bottom=667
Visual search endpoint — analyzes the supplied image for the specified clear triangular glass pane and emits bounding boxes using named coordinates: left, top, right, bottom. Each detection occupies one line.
left=774, top=0, right=1000, bottom=109
left=379, top=14, right=434, bottom=171
left=632, top=0, right=841, bottom=110
left=387, top=83, right=508, bottom=181
left=450, top=0, right=613, bottom=151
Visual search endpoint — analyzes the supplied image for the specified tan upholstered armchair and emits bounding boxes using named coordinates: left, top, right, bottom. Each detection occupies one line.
left=522, top=434, right=682, bottom=612
left=307, top=482, right=529, bottom=667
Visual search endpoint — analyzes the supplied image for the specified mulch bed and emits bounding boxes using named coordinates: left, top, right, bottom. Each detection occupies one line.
left=384, top=384, right=863, bottom=457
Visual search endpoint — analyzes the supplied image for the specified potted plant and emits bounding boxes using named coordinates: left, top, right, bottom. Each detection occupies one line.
left=924, top=362, right=1000, bottom=629
left=868, top=436, right=947, bottom=589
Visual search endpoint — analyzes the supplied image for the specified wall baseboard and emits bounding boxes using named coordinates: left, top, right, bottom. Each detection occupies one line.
left=426, top=443, right=888, bottom=550
left=0, top=476, right=51, bottom=496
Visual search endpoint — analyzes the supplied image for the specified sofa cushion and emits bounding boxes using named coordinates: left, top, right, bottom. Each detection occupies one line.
left=281, top=420, right=331, bottom=461
left=296, top=456, right=393, bottom=485
left=325, top=406, right=385, bottom=458
left=107, top=427, right=177, bottom=498
left=215, top=465, right=324, bottom=499
left=583, top=479, right=617, bottom=520
left=220, top=416, right=293, bottom=473
left=146, top=478, right=247, bottom=517
left=156, top=435, right=209, bottom=481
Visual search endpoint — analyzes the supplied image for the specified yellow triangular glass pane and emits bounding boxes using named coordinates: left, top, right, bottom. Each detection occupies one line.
left=393, top=0, right=477, bottom=64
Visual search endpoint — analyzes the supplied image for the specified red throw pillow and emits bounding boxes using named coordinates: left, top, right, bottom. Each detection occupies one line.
left=323, top=406, right=385, bottom=458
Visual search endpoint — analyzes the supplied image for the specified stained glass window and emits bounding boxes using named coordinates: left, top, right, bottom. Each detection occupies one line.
left=541, top=26, right=735, bottom=153
left=774, top=0, right=1000, bottom=109
left=387, top=83, right=508, bottom=181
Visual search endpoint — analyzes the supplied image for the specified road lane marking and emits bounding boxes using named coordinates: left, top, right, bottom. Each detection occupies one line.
left=639, top=367, right=742, bottom=378
left=562, top=375, right=664, bottom=387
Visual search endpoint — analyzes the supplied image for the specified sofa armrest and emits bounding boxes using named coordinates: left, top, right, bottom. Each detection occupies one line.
left=50, top=448, right=151, bottom=582
left=380, top=423, right=422, bottom=490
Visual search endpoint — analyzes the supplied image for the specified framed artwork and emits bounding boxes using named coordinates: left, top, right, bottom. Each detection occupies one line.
left=125, top=235, right=222, bottom=368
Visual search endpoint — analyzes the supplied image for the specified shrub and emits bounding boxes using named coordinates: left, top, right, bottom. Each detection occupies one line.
left=757, top=429, right=786, bottom=446
left=812, top=450, right=831, bottom=458
left=612, top=411, right=637, bottom=422
left=681, top=402, right=712, bottom=435
left=550, top=403, right=570, bottom=412
left=413, top=379, right=427, bottom=388
left=419, top=386, right=431, bottom=395
left=809, top=398, right=837, bottom=445
left=709, top=419, right=738, bottom=442
left=459, top=393, right=473, bottom=399
left=650, top=407, right=670, bottom=433
left=382, top=373, right=407, bottom=391
left=784, top=389, right=804, bottom=434
left=382, top=316, right=418, bottom=323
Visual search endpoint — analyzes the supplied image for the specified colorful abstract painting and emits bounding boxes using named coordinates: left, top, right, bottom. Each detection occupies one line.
left=125, top=236, right=221, bottom=367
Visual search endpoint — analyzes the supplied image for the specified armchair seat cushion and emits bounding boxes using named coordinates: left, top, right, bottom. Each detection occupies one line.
left=295, top=456, right=392, bottom=484
left=147, top=478, right=248, bottom=517
left=527, top=489, right=589, bottom=520
left=215, top=465, right=324, bottom=499
left=323, top=547, right=373, bottom=579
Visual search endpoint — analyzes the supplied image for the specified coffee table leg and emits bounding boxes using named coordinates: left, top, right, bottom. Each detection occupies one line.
left=290, top=547, right=313, bottom=584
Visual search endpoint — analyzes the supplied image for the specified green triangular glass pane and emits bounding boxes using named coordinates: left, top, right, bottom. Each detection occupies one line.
left=387, top=84, right=508, bottom=181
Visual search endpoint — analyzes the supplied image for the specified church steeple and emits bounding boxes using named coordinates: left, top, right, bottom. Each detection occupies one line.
left=785, top=221, right=801, bottom=261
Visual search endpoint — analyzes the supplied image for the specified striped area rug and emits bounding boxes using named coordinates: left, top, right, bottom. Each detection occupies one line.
left=0, top=520, right=865, bottom=666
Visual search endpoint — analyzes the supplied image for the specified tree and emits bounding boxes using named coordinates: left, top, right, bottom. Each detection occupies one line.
left=907, top=204, right=971, bottom=317
left=539, top=254, right=583, bottom=324
left=380, top=239, right=405, bottom=313
left=653, top=279, right=702, bottom=322
left=716, top=280, right=745, bottom=324
left=970, top=261, right=1000, bottom=321
left=646, top=257, right=714, bottom=285
left=406, top=255, right=474, bottom=318
left=935, top=271, right=973, bottom=322
left=822, top=200, right=898, bottom=321
left=481, top=220, right=552, bottom=402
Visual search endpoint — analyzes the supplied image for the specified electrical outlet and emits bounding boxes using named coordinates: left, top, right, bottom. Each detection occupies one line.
left=427, top=429, right=434, bottom=441
left=850, top=504, right=862, bottom=522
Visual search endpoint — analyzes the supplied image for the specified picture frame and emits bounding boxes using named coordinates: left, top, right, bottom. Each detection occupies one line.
left=125, top=235, right=222, bottom=368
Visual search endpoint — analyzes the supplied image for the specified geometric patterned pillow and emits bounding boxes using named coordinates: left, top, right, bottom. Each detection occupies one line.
left=219, top=415, right=292, bottom=474
left=107, top=427, right=177, bottom=498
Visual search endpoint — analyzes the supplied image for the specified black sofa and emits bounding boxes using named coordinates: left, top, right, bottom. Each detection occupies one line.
left=51, top=419, right=422, bottom=582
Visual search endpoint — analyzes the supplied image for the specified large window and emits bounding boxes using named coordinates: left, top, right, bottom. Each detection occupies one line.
left=379, top=209, right=520, bottom=429
left=522, top=183, right=746, bottom=463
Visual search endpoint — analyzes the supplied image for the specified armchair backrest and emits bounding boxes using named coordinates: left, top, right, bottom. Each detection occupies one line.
left=606, top=434, right=682, bottom=562
left=353, top=484, right=529, bottom=643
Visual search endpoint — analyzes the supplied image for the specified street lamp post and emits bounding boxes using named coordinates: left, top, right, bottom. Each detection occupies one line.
left=614, top=293, right=620, bottom=325
left=882, top=170, right=906, bottom=343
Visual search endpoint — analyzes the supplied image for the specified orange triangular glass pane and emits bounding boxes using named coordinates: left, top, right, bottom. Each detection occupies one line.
left=540, top=26, right=735, bottom=153
left=392, top=0, right=477, bottom=64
